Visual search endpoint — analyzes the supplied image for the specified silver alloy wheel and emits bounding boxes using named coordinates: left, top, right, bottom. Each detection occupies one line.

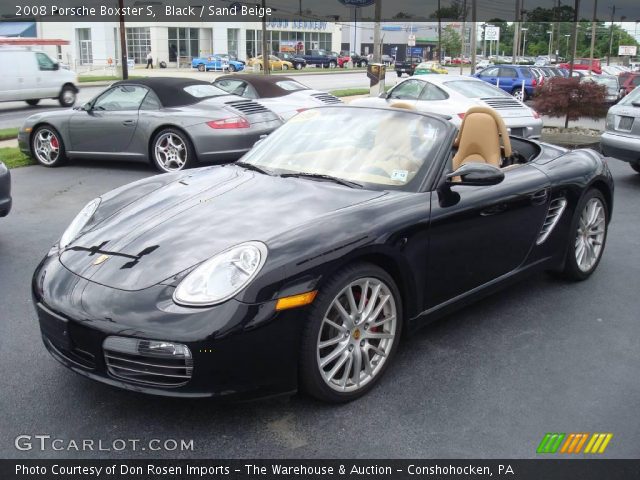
left=316, top=277, right=397, bottom=392
left=61, top=89, right=76, bottom=105
left=575, top=197, right=606, bottom=272
left=513, top=89, right=525, bottom=101
left=154, top=133, right=187, bottom=172
left=33, top=128, right=60, bottom=165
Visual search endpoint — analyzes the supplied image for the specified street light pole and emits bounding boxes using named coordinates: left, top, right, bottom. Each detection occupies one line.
left=470, top=0, right=477, bottom=74
left=547, top=29, right=553, bottom=59
left=521, top=27, right=528, bottom=56
left=589, top=0, right=597, bottom=74
left=607, top=5, right=616, bottom=66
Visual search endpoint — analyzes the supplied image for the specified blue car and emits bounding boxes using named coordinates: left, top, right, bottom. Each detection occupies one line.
left=192, top=56, right=244, bottom=73
left=473, top=65, right=538, bottom=101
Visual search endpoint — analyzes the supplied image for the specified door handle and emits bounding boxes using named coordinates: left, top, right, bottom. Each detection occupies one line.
left=530, top=189, right=548, bottom=206
left=122, top=120, right=136, bottom=126
left=480, top=203, right=508, bottom=216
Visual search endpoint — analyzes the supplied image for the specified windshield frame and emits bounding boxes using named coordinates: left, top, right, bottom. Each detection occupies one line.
left=239, top=106, right=453, bottom=193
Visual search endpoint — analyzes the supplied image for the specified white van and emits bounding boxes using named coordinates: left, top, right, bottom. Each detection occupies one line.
left=0, top=48, right=78, bottom=107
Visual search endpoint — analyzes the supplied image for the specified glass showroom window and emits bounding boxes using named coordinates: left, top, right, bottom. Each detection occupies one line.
left=168, top=28, right=200, bottom=64
left=76, top=28, right=92, bottom=65
left=126, top=27, right=151, bottom=64
left=246, top=30, right=263, bottom=59
left=227, top=28, right=239, bottom=58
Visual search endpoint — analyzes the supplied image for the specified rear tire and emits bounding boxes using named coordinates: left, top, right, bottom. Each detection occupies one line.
left=26, top=99, right=40, bottom=106
left=228, top=64, right=237, bottom=72
left=512, top=87, right=526, bottom=102
left=295, top=63, right=303, bottom=70
left=560, top=189, right=608, bottom=281
left=282, top=64, right=289, bottom=70
left=299, top=263, right=402, bottom=403
left=31, top=125, right=67, bottom=167
left=631, top=163, right=640, bottom=174
left=197, top=64, right=205, bottom=72
left=151, top=128, right=195, bottom=173
left=329, top=61, right=337, bottom=69
left=58, top=86, right=76, bottom=107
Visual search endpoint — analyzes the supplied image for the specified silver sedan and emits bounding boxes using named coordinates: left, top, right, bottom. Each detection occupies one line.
left=352, top=74, right=543, bottom=139
left=601, top=86, right=640, bottom=174
left=18, top=78, right=282, bottom=172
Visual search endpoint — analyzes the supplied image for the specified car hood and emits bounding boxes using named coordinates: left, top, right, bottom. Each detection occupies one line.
left=59, top=165, right=385, bottom=291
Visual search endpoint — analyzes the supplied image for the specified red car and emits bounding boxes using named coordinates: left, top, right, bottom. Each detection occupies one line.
left=332, top=52, right=350, bottom=68
left=557, top=58, right=602, bottom=75
left=619, top=72, right=640, bottom=95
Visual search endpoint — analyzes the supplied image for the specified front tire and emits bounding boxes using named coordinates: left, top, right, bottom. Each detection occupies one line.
left=151, top=128, right=195, bottom=173
left=300, top=263, right=402, bottom=403
left=295, top=63, right=303, bottom=70
left=228, top=64, right=237, bottom=72
left=560, top=189, right=608, bottom=281
left=328, top=61, right=337, bottom=69
left=58, top=86, right=76, bottom=107
left=282, top=64, right=289, bottom=70
left=31, top=125, right=67, bottom=167
left=197, top=64, right=205, bottom=72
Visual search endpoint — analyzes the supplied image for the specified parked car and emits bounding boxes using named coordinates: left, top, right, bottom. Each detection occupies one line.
left=557, top=58, right=602, bottom=75
left=473, top=65, right=538, bottom=101
left=276, top=52, right=307, bottom=70
left=213, top=74, right=342, bottom=121
left=0, top=161, right=11, bottom=219
left=477, top=59, right=494, bottom=69
left=332, top=52, right=350, bottom=68
left=192, top=56, right=244, bottom=72
left=0, top=48, right=78, bottom=107
left=213, top=53, right=246, bottom=66
left=619, top=72, right=640, bottom=96
left=301, top=49, right=338, bottom=68
left=581, top=75, right=624, bottom=104
left=601, top=86, right=640, bottom=174
left=18, top=78, right=282, bottom=172
left=352, top=74, right=542, bottom=139
left=347, top=52, right=369, bottom=67
left=247, top=55, right=293, bottom=71
left=414, top=62, right=448, bottom=75
left=33, top=104, right=613, bottom=402
left=380, top=54, right=395, bottom=66
left=395, top=56, right=423, bottom=77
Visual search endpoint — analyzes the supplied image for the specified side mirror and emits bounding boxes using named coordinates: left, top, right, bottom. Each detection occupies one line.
left=447, top=163, right=505, bottom=186
left=82, top=102, right=93, bottom=111
left=378, top=91, right=388, bottom=99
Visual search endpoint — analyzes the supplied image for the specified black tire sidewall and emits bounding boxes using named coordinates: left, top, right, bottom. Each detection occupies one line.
left=228, top=65, right=236, bottom=72
left=299, top=263, right=403, bottom=403
left=31, top=125, right=66, bottom=167
left=59, top=87, right=76, bottom=107
left=151, top=128, right=195, bottom=173
left=562, top=189, right=608, bottom=281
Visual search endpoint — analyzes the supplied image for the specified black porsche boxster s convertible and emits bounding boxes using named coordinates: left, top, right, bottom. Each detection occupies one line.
left=32, top=105, right=613, bottom=402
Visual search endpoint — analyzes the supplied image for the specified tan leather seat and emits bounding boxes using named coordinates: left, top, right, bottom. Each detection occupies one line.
left=389, top=101, right=417, bottom=111
left=451, top=106, right=512, bottom=171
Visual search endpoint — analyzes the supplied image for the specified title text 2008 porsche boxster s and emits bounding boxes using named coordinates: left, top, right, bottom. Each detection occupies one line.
left=32, top=106, right=613, bottom=402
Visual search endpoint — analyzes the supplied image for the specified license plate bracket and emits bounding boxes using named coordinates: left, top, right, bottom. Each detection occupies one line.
left=37, top=304, right=71, bottom=351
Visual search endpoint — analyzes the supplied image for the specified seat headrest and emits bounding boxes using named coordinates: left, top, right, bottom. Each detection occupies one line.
left=454, top=106, right=512, bottom=158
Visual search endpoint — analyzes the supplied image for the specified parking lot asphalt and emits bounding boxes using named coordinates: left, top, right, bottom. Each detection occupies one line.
left=1, top=158, right=639, bottom=459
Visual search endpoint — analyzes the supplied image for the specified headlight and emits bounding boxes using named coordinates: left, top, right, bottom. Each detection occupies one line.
left=59, top=198, right=101, bottom=249
left=605, top=113, right=614, bottom=130
left=173, top=241, right=268, bottom=307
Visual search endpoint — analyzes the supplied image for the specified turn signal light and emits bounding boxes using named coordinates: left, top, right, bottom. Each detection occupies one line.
left=275, top=291, right=318, bottom=311
left=207, top=117, right=250, bottom=129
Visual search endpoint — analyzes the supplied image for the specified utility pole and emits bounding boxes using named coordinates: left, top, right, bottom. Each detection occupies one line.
left=568, top=0, right=580, bottom=79
left=261, top=0, right=270, bottom=74
left=512, top=0, right=521, bottom=64
left=470, top=0, right=477, bottom=74
left=607, top=5, right=616, bottom=65
left=460, top=0, right=467, bottom=74
left=437, top=0, right=442, bottom=61
left=589, top=0, right=597, bottom=73
left=553, top=0, right=560, bottom=61
left=373, top=0, right=382, bottom=62
left=118, top=0, right=128, bottom=79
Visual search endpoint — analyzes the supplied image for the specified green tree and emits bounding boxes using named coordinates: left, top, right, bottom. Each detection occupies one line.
left=441, top=25, right=462, bottom=57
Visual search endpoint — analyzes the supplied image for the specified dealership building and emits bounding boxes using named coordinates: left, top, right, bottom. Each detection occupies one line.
left=7, top=20, right=342, bottom=67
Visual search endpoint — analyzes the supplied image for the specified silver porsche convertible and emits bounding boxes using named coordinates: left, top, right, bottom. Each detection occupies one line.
left=18, top=78, right=282, bottom=172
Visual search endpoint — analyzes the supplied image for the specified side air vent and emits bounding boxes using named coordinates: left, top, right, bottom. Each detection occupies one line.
left=103, top=337, right=193, bottom=388
left=311, top=93, right=343, bottom=105
left=225, top=100, right=271, bottom=115
left=537, top=197, right=568, bottom=245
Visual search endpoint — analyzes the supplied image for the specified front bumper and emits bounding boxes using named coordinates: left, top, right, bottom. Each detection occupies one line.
left=0, top=163, right=11, bottom=217
left=18, top=131, right=30, bottom=156
left=600, top=131, right=640, bottom=164
left=32, top=253, right=304, bottom=398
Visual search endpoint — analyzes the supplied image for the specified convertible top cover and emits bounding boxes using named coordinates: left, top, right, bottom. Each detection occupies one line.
left=112, top=77, right=222, bottom=107
left=217, top=74, right=308, bottom=98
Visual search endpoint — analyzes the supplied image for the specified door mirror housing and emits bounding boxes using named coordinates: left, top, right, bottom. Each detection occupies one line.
left=447, top=163, right=505, bottom=186
left=378, top=91, right=388, bottom=99
left=82, top=102, right=93, bottom=111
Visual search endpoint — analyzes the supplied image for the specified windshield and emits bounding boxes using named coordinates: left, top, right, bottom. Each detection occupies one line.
left=240, top=107, right=447, bottom=190
left=444, top=80, right=510, bottom=98
left=619, top=86, right=640, bottom=106
left=183, top=84, right=228, bottom=98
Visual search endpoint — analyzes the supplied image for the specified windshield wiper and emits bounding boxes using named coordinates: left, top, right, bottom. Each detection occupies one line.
left=280, top=172, right=363, bottom=189
left=235, top=162, right=274, bottom=176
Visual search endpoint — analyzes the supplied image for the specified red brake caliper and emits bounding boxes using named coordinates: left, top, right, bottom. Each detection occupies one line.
left=50, top=136, right=59, bottom=149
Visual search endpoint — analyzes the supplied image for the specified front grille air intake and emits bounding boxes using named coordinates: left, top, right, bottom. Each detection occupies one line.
left=537, top=197, right=568, bottom=245
left=225, top=99, right=271, bottom=115
left=311, top=93, right=342, bottom=104
left=103, top=337, right=193, bottom=388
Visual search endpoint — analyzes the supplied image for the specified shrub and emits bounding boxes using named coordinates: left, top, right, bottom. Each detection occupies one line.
left=532, top=77, right=608, bottom=128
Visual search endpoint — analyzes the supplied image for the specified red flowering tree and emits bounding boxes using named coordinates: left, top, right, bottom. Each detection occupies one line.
left=532, top=77, right=608, bottom=128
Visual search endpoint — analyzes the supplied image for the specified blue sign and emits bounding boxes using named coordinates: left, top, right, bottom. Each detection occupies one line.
left=338, top=0, right=376, bottom=7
